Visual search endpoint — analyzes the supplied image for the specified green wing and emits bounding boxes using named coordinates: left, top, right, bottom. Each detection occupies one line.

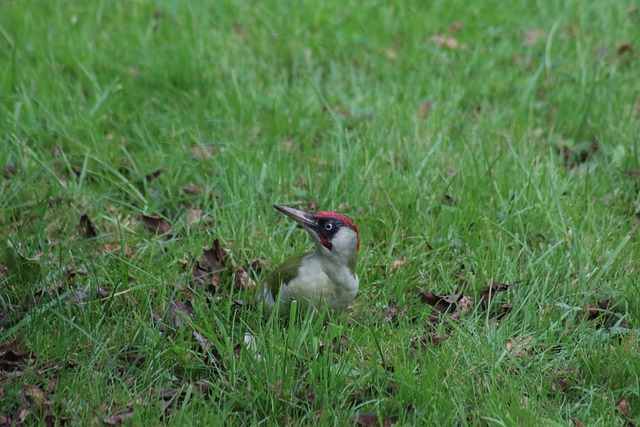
left=264, top=252, right=310, bottom=299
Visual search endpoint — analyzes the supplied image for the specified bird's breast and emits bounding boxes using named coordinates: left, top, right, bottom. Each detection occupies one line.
left=285, top=255, right=358, bottom=312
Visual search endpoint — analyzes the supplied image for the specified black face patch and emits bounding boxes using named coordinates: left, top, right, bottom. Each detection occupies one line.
left=316, top=218, right=343, bottom=249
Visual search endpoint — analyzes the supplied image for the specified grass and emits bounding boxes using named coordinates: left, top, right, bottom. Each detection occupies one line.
left=1, top=0, right=639, bottom=425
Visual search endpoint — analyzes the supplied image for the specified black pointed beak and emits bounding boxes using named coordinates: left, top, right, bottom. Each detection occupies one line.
left=274, top=205, right=317, bottom=231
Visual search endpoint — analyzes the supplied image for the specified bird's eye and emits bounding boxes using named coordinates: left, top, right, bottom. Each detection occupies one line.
left=324, top=223, right=333, bottom=231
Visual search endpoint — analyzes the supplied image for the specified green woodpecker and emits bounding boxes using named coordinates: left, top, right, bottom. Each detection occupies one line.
left=258, top=205, right=360, bottom=316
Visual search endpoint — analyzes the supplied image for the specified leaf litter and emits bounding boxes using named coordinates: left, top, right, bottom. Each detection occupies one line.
left=140, top=214, right=173, bottom=235
left=412, top=280, right=516, bottom=347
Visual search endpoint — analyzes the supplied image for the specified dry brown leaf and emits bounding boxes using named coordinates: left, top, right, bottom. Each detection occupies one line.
left=571, top=417, right=585, bottom=427
left=352, top=413, right=396, bottom=427
left=556, top=140, right=599, bottom=167
left=249, top=258, right=270, bottom=274
left=318, top=335, right=351, bottom=356
left=181, top=184, right=206, bottom=195
left=442, top=193, right=458, bottom=205
left=456, top=295, right=475, bottom=315
left=78, top=214, right=97, bottom=238
left=479, top=282, right=511, bottom=309
left=382, top=47, right=398, bottom=61
left=390, top=259, right=405, bottom=270
left=522, top=29, right=545, bottom=45
left=202, top=239, right=232, bottom=272
left=418, top=289, right=457, bottom=313
left=145, top=169, right=163, bottom=181
left=449, top=22, right=463, bottom=32
left=506, top=336, right=535, bottom=358
left=140, top=215, right=172, bottom=235
left=193, top=330, right=219, bottom=364
left=119, top=349, right=147, bottom=368
left=104, top=407, right=134, bottom=426
left=417, top=101, right=433, bottom=118
left=234, top=267, right=256, bottom=290
left=169, top=300, right=193, bottom=328
left=190, top=145, right=218, bottom=159
left=411, top=333, right=451, bottom=349
left=3, top=164, right=17, bottom=178
left=299, top=385, right=315, bottom=404
left=585, top=298, right=628, bottom=329
left=428, top=34, right=467, bottom=50
left=186, top=208, right=204, bottom=225
left=617, top=43, right=633, bottom=56
left=616, top=397, right=630, bottom=416
left=0, top=342, right=33, bottom=370
left=376, top=301, right=404, bottom=323
left=20, top=384, right=50, bottom=407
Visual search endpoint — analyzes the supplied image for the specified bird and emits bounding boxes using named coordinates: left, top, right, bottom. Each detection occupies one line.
left=257, top=204, right=360, bottom=317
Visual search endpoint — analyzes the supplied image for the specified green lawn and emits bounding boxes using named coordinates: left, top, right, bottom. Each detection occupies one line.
left=1, top=0, right=639, bottom=425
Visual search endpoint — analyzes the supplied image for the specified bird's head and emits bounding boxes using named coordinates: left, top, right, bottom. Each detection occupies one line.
left=274, top=204, right=359, bottom=267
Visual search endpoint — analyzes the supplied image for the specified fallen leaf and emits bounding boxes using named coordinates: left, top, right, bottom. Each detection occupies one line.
left=318, top=335, right=351, bottom=356
left=78, top=214, right=98, bottom=239
left=417, top=101, right=433, bottom=118
left=20, top=384, right=51, bottom=407
left=506, top=336, right=535, bottom=358
left=456, top=295, right=475, bottom=315
left=449, top=22, right=463, bottom=32
left=571, top=417, right=584, bottom=427
left=234, top=266, right=256, bottom=290
left=104, top=407, right=134, bottom=426
left=478, top=282, right=512, bottom=309
left=181, top=184, right=206, bottom=195
left=3, top=164, right=17, bottom=178
left=145, top=169, right=163, bottom=181
left=556, top=140, right=599, bottom=167
left=15, top=409, right=30, bottom=424
left=377, top=302, right=403, bottom=323
left=352, top=413, right=396, bottom=427
left=428, top=34, right=467, bottom=50
left=202, top=239, right=234, bottom=272
left=382, top=47, right=398, bottom=61
left=617, top=43, right=633, bottom=56
left=418, top=289, right=457, bottom=313
left=616, top=397, right=630, bottom=416
left=140, top=215, right=172, bottom=235
left=411, top=333, right=451, bottom=349
left=299, top=385, right=315, bottom=404
left=585, top=298, right=628, bottom=329
left=192, top=330, right=220, bottom=365
left=522, top=29, right=545, bottom=45
left=169, top=300, right=193, bottom=328
left=232, top=22, right=244, bottom=37
left=271, top=379, right=283, bottom=398
left=390, top=259, right=405, bottom=270
left=249, top=258, right=270, bottom=274
left=186, top=208, right=204, bottom=225
left=190, top=145, right=218, bottom=159
left=119, top=349, right=147, bottom=368
left=0, top=341, right=33, bottom=370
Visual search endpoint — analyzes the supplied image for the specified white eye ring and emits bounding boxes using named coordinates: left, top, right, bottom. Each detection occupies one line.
left=324, top=223, right=333, bottom=231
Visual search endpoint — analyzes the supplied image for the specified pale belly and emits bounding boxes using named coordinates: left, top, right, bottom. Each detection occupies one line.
left=278, top=256, right=358, bottom=314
